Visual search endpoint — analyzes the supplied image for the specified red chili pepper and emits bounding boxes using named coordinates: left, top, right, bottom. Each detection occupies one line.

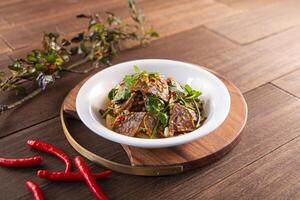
left=0, top=156, right=42, bottom=167
left=171, top=91, right=176, bottom=97
left=25, top=180, right=44, bottom=200
left=37, top=170, right=112, bottom=181
left=117, top=115, right=125, bottom=122
left=27, top=140, right=71, bottom=172
left=74, top=156, right=108, bottom=200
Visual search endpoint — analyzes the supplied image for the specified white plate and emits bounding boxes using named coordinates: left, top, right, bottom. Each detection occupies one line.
left=76, top=59, right=230, bottom=148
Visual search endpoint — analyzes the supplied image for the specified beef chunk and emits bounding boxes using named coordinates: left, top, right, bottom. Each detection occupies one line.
left=169, top=103, right=196, bottom=134
left=141, top=113, right=156, bottom=136
left=112, top=112, right=146, bottom=136
left=133, top=76, right=169, bottom=102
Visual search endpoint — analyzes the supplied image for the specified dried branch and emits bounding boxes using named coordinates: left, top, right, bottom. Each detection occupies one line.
left=0, top=0, right=158, bottom=113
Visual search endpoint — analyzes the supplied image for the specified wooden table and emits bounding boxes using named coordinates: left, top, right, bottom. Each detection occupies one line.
left=0, top=0, right=300, bottom=199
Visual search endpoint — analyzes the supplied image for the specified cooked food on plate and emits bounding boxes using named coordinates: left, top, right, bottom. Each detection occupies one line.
left=100, top=66, right=206, bottom=138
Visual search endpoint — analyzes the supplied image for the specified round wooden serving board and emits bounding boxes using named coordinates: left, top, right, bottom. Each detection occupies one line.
left=60, top=69, right=247, bottom=176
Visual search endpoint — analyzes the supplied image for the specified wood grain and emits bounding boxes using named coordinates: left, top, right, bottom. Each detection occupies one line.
left=0, top=0, right=95, bottom=25
left=206, top=0, right=300, bottom=44
left=0, top=0, right=23, bottom=8
left=0, top=1, right=300, bottom=199
left=193, top=133, right=300, bottom=200
left=0, top=26, right=33, bottom=50
left=0, top=69, right=90, bottom=138
left=3, top=22, right=300, bottom=137
left=143, top=0, right=239, bottom=39
left=200, top=44, right=300, bottom=93
left=0, top=117, right=128, bottom=200
left=1, top=84, right=299, bottom=200
left=272, top=69, right=300, bottom=98
left=116, top=25, right=300, bottom=93
left=104, top=26, right=239, bottom=64
left=0, top=53, right=12, bottom=71
left=254, top=26, right=300, bottom=57
left=0, top=0, right=239, bottom=50
left=217, top=0, right=281, bottom=11
left=115, top=84, right=300, bottom=200
left=0, top=37, right=10, bottom=54
left=0, top=26, right=236, bottom=138
left=199, top=25, right=300, bottom=92
left=0, top=0, right=127, bottom=49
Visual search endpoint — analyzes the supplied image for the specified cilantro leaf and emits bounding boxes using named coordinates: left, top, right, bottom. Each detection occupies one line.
left=133, top=65, right=141, bottom=73
left=146, top=95, right=169, bottom=129
left=184, top=84, right=202, bottom=99
left=158, top=112, right=168, bottom=127
left=123, top=74, right=137, bottom=89
left=108, top=88, right=117, bottom=100
left=145, top=95, right=165, bottom=113
left=184, top=84, right=192, bottom=94
left=123, top=66, right=160, bottom=90
left=112, top=88, right=131, bottom=103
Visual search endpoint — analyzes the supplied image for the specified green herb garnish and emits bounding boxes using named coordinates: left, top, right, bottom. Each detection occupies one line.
left=123, top=65, right=159, bottom=90
left=133, top=65, right=141, bottom=73
left=145, top=95, right=165, bottom=113
left=184, top=84, right=202, bottom=99
left=158, top=112, right=168, bottom=127
left=123, top=74, right=139, bottom=90
left=112, top=88, right=131, bottom=103
left=145, top=95, right=169, bottom=138
left=108, top=88, right=118, bottom=100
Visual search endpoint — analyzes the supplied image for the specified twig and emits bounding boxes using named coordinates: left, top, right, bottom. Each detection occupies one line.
left=1, top=58, right=100, bottom=112
left=62, top=56, right=100, bottom=74
left=0, top=0, right=157, bottom=113
left=0, top=58, right=100, bottom=112
left=0, top=88, right=42, bottom=113
left=0, top=58, right=92, bottom=112
left=62, top=68, right=94, bottom=74
left=66, top=56, right=90, bottom=70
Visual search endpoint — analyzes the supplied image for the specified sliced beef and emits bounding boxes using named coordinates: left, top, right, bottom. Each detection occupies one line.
left=112, top=112, right=146, bottom=136
left=133, top=76, right=169, bottom=102
left=169, top=103, right=196, bottom=134
left=141, top=113, right=156, bottom=136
